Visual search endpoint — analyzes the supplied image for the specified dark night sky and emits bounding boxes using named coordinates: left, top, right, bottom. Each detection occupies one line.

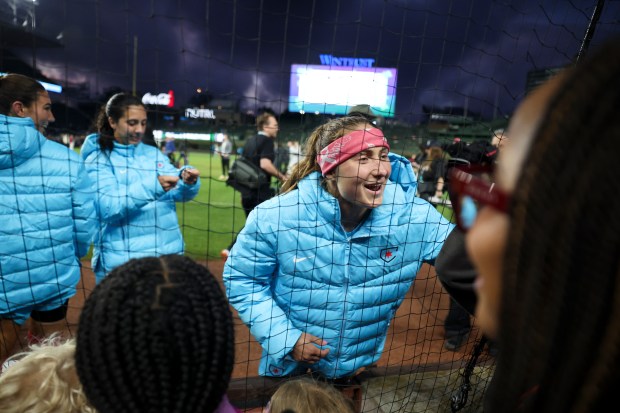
left=10, top=0, right=620, bottom=122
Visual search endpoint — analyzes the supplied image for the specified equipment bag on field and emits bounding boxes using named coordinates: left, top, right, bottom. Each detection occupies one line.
left=226, top=156, right=270, bottom=190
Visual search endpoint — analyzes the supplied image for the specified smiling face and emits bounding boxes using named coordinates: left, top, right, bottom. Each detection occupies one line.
left=465, top=72, right=566, bottom=339
left=22, top=91, right=55, bottom=133
left=325, top=126, right=391, bottom=228
left=109, top=105, right=147, bottom=145
left=333, top=146, right=391, bottom=208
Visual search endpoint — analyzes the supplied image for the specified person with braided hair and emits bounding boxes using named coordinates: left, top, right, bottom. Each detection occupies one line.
left=75, top=255, right=239, bottom=413
left=448, top=37, right=620, bottom=412
left=224, top=115, right=453, bottom=379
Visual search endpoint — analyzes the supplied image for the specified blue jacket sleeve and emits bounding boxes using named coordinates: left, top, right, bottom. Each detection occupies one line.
left=222, top=211, right=302, bottom=363
left=84, top=152, right=166, bottom=223
left=71, top=159, right=96, bottom=258
left=163, top=164, right=201, bottom=202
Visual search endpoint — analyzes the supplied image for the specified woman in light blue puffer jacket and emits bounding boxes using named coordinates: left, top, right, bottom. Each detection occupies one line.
left=0, top=73, right=95, bottom=364
left=223, top=116, right=454, bottom=379
left=81, top=93, right=201, bottom=283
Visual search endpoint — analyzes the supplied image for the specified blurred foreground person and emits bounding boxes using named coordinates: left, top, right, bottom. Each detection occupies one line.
left=450, top=38, right=620, bottom=412
left=266, top=377, right=355, bottom=413
left=0, top=337, right=96, bottom=413
left=76, top=255, right=239, bottom=413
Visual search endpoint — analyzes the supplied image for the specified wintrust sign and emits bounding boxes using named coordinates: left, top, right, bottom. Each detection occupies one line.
left=142, top=90, right=175, bottom=107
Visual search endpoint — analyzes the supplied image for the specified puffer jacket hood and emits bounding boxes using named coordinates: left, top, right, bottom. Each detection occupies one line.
left=80, top=133, right=99, bottom=160
left=387, top=152, right=418, bottom=193
left=0, top=115, right=43, bottom=170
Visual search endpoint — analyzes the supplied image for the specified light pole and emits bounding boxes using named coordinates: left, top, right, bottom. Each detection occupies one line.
left=132, top=35, right=138, bottom=96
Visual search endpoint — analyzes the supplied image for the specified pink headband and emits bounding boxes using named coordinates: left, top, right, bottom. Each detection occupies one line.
left=316, top=127, right=390, bottom=175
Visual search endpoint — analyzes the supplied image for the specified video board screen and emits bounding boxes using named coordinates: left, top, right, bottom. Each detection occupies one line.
left=289, top=64, right=397, bottom=117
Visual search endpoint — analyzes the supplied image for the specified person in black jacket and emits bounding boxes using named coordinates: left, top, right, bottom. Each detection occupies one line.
left=221, top=111, right=287, bottom=258
left=437, top=159, right=498, bottom=354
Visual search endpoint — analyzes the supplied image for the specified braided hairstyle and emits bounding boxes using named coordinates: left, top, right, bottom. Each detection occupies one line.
left=280, top=115, right=371, bottom=193
left=75, top=255, right=235, bottom=413
left=485, top=37, right=620, bottom=413
left=94, top=93, right=145, bottom=152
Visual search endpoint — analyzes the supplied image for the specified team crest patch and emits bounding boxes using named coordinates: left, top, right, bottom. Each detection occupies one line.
left=269, top=364, right=285, bottom=376
left=380, top=247, right=398, bottom=263
left=156, top=161, right=164, bottom=169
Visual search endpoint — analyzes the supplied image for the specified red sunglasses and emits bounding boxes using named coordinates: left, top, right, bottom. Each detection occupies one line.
left=447, top=164, right=511, bottom=231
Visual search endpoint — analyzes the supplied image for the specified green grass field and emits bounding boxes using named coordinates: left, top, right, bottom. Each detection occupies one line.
left=174, top=151, right=248, bottom=260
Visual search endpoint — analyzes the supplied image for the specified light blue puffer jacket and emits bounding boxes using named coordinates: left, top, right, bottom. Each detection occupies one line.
left=0, top=115, right=95, bottom=322
left=223, top=153, right=454, bottom=378
left=81, top=134, right=200, bottom=282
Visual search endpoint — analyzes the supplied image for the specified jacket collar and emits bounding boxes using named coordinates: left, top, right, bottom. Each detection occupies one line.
left=81, top=133, right=139, bottom=159
left=112, top=140, right=139, bottom=157
left=0, top=114, right=46, bottom=170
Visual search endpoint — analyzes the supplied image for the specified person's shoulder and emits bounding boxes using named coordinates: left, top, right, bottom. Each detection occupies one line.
left=246, top=134, right=259, bottom=143
left=139, top=141, right=159, bottom=151
left=0, top=113, right=34, bottom=129
left=256, top=181, right=316, bottom=215
left=410, top=196, right=451, bottom=224
left=42, top=138, right=79, bottom=160
left=253, top=134, right=266, bottom=144
left=31, top=140, right=86, bottom=178
left=241, top=134, right=257, bottom=150
left=255, top=192, right=289, bottom=212
left=253, top=193, right=304, bottom=226
left=256, top=133, right=272, bottom=142
left=271, top=187, right=304, bottom=206
left=80, top=133, right=101, bottom=160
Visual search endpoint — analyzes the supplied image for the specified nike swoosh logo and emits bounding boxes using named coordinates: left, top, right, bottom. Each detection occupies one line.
left=293, top=255, right=315, bottom=263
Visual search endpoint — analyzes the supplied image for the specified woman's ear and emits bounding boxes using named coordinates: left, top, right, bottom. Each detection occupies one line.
left=324, top=170, right=336, bottom=181
left=9, top=101, right=25, bottom=117
left=108, top=116, right=117, bottom=130
left=323, top=170, right=340, bottom=197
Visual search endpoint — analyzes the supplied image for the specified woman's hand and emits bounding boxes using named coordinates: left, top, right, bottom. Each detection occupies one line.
left=291, top=332, right=330, bottom=364
left=181, top=168, right=200, bottom=184
left=158, top=175, right=179, bottom=192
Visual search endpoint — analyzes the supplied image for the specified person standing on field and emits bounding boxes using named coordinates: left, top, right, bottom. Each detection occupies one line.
left=223, top=115, right=453, bottom=379
left=221, top=111, right=287, bottom=258
left=81, top=93, right=200, bottom=283
left=219, top=134, right=233, bottom=180
left=0, top=73, right=95, bottom=366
